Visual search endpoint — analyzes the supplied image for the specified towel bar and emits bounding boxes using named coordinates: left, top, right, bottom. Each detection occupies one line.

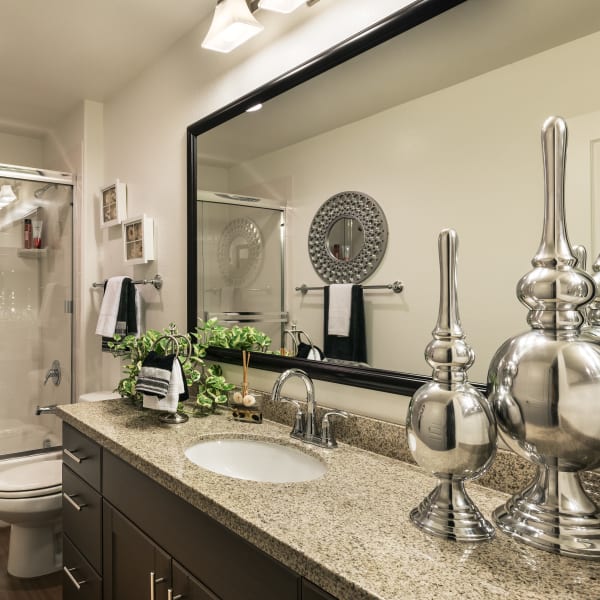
left=295, top=280, right=403, bottom=295
left=92, top=274, right=163, bottom=290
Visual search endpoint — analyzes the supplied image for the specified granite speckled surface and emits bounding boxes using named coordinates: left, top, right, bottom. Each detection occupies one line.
left=57, top=400, right=600, bottom=600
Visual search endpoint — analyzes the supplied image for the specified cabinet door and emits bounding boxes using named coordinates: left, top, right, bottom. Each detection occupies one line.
left=302, top=579, right=337, bottom=600
left=171, top=560, right=220, bottom=600
left=103, top=501, right=171, bottom=600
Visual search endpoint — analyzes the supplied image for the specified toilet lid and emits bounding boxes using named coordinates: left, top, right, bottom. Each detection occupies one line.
left=0, top=459, right=62, bottom=498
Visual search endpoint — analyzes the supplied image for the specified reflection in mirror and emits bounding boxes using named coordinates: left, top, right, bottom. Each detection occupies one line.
left=189, top=0, right=600, bottom=392
left=308, top=190, right=388, bottom=285
left=328, top=218, right=363, bottom=262
left=198, top=192, right=286, bottom=347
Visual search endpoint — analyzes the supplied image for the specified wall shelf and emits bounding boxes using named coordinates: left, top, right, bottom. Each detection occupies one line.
left=17, top=248, right=47, bottom=259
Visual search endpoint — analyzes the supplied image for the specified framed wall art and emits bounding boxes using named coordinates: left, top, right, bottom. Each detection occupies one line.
left=100, top=179, right=127, bottom=227
left=123, top=215, right=154, bottom=264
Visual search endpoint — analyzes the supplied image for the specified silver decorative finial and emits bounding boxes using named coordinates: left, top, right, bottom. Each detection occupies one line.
left=488, top=116, right=600, bottom=559
left=406, top=228, right=496, bottom=542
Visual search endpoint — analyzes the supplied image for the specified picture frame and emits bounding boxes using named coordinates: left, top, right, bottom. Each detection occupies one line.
left=123, top=215, right=154, bottom=264
left=100, top=179, right=127, bottom=228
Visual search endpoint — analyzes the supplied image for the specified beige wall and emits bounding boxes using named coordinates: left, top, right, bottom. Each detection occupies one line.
left=0, top=131, right=43, bottom=167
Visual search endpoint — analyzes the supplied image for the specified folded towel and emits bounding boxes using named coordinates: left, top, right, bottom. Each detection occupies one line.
left=328, top=284, right=353, bottom=336
left=324, top=284, right=367, bottom=363
left=137, top=352, right=189, bottom=413
left=136, top=351, right=174, bottom=398
left=96, top=276, right=126, bottom=337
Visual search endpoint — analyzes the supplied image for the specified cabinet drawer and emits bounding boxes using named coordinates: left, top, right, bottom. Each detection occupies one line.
left=63, top=465, right=103, bottom=573
left=63, top=423, right=102, bottom=490
left=63, top=535, right=102, bottom=600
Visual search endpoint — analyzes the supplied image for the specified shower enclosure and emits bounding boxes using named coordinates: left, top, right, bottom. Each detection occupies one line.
left=0, top=164, right=72, bottom=458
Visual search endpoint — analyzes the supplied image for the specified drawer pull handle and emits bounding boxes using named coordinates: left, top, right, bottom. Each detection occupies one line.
left=63, top=566, right=87, bottom=590
left=63, top=448, right=87, bottom=463
left=63, top=492, right=87, bottom=511
left=168, top=590, right=184, bottom=600
left=150, top=572, right=166, bottom=600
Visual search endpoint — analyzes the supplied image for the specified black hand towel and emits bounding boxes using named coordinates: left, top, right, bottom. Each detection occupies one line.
left=323, top=284, right=367, bottom=363
left=102, top=277, right=138, bottom=352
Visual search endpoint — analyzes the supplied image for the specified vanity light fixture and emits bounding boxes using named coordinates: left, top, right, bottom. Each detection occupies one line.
left=0, top=184, right=16, bottom=208
left=202, top=0, right=319, bottom=53
left=258, top=0, right=306, bottom=13
left=201, top=0, right=264, bottom=53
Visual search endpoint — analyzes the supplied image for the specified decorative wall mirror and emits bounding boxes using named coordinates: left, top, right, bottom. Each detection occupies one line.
left=308, top=191, right=388, bottom=284
left=188, top=0, right=600, bottom=395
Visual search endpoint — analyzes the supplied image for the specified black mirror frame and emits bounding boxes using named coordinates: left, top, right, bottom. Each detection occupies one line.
left=186, top=0, right=476, bottom=397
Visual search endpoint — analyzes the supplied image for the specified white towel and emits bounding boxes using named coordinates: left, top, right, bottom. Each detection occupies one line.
left=328, top=284, right=353, bottom=337
left=95, top=276, right=126, bottom=337
left=142, top=357, right=184, bottom=413
left=135, top=286, right=144, bottom=338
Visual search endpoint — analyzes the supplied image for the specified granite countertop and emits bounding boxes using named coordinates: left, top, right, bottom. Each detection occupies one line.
left=57, top=400, right=600, bottom=600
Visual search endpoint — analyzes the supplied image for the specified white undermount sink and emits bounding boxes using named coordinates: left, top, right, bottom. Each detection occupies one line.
left=184, top=438, right=326, bottom=483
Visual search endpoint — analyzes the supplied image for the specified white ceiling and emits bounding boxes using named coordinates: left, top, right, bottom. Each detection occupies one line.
left=1, top=0, right=216, bottom=135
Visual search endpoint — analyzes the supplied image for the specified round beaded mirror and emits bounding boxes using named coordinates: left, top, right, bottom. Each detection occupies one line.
left=308, top=191, right=388, bottom=284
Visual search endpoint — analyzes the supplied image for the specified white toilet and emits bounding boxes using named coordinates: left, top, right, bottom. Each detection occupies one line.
left=0, top=458, right=62, bottom=578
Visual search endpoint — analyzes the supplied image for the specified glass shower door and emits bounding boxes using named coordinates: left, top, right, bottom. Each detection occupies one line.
left=199, top=196, right=286, bottom=350
left=0, top=167, right=72, bottom=457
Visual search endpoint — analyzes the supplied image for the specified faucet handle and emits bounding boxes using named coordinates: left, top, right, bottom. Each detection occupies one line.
left=321, top=410, right=348, bottom=448
left=280, top=398, right=305, bottom=438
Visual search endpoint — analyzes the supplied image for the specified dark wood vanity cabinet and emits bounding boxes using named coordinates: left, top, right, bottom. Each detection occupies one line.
left=103, top=502, right=218, bottom=600
left=61, top=423, right=339, bottom=600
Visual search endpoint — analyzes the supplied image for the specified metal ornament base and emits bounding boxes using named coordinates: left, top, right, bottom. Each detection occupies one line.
left=493, top=467, right=600, bottom=560
left=409, top=479, right=495, bottom=542
left=158, top=411, right=189, bottom=424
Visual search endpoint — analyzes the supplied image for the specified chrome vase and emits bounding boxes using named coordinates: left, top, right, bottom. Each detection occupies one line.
left=488, top=116, right=600, bottom=559
left=406, top=228, right=496, bottom=542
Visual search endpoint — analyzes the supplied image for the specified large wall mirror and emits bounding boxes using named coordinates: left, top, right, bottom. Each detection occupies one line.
left=188, top=0, right=600, bottom=395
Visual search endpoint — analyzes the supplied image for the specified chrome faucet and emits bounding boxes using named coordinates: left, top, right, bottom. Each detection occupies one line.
left=43, top=360, right=61, bottom=386
left=271, top=368, right=347, bottom=447
left=36, top=404, right=57, bottom=415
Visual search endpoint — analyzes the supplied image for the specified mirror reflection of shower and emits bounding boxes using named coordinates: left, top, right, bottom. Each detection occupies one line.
left=198, top=191, right=286, bottom=349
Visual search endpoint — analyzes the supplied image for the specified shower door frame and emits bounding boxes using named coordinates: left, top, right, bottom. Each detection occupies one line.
left=0, top=163, right=74, bottom=459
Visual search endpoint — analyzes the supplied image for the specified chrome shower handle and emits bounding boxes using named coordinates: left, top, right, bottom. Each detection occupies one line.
left=43, top=359, right=61, bottom=386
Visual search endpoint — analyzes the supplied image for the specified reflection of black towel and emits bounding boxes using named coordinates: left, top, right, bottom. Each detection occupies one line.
left=102, top=278, right=138, bottom=352
left=323, top=285, right=367, bottom=363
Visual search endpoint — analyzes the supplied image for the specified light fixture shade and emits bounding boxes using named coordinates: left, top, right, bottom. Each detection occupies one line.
left=0, top=185, right=16, bottom=206
left=258, top=0, right=306, bottom=13
left=202, top=0, right=264, bottom=53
